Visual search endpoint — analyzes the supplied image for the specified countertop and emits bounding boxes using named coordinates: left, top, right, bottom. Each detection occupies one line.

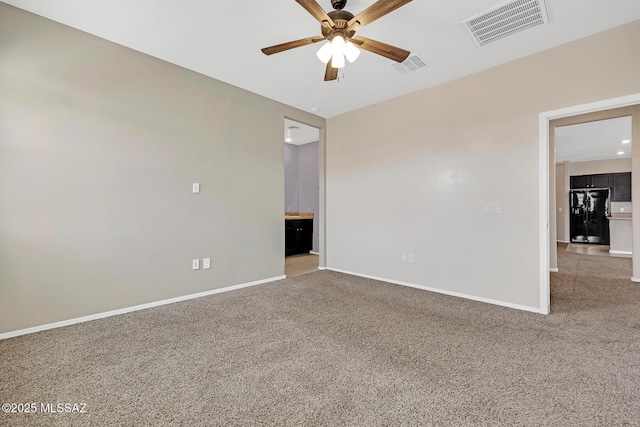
left=285, top=212, right=314, bottom=220
left=607, top=213, right=632, bottom=220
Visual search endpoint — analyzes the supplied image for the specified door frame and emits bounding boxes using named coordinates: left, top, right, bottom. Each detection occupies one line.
left=539, top=92, right=640, bottom=314
left=283, top=116, right=326, bottom=269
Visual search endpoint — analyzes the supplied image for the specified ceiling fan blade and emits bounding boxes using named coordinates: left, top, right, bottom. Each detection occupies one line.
left=351, top=36, right=410, bottom=63
left=324, top=60, right=338, bottom=81
left=296, top=0, right=335, bottom=28
left=261, top=37, right=324, bottom=55
left=346, top=0, right=412, bottom=32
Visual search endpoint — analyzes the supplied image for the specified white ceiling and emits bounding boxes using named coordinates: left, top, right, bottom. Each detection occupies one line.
left=3, top=1, right=640, bottom=118
left=555, top=116, right=632, bottom=163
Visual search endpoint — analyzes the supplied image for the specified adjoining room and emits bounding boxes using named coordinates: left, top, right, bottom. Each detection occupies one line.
left=555, top=115, right=633, bottom=259
left=284, top=119, right=320, bottom=277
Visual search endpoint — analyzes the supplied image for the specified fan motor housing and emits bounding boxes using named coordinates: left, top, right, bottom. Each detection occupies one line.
left=322, top=10, right=355, bottom=37
left=331, top=0, right=347, bottom=10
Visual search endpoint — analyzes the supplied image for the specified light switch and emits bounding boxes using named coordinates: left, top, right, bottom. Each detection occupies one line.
left=192, top=259, right=200, bottom=270
left=203, top=258, right=211, bottom=269
left=401, top=253, right=408, bottom=263
left=192, top=183, right=200, bottom=193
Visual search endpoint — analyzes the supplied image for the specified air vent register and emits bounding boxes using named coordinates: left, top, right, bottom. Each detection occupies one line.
left=461, top=0, right=550, bottom=47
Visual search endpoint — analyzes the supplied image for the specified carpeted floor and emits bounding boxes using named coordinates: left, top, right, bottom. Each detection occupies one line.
left=1, top=248, right=638, bottom=426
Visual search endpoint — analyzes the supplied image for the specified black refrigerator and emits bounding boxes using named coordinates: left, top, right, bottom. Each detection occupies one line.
left=569, top=188, right=610, bottom=244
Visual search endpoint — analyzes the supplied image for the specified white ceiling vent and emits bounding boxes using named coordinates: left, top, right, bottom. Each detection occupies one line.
left=461, top=0, right=550, bottom=47
left=389, top=54, right=428, bottom=74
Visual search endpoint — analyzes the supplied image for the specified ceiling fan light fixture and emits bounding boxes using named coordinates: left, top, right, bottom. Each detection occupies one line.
left=318, top=36, right=352, bottom=68
left=316, top=41, right=333, bottom=63
left=262, top=0, right=413, bottom=81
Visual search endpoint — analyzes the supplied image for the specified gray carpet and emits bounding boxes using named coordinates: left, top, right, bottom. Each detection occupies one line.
left=1, top=249, right=639, bottom=426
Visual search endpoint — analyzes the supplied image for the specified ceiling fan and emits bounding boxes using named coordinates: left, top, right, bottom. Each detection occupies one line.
left=261, top=0, right=413, bottom=81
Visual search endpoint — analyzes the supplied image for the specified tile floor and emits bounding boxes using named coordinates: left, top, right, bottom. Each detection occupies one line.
left=564, top=242, right=611, bottom=257
left=285, top=253, right=319, bottom=277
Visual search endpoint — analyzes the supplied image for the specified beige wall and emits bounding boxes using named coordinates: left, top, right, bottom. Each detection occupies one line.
left=569, top=158, right=632, bottom=175
left=327, top=20, right=640, bottom=311
left=0, top=4, right=325, bottom=334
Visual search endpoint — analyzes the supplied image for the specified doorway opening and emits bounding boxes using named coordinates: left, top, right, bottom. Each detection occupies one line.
left=540, top=93, right=640, bottom=314
left=284, top=118, right=320, bottom=277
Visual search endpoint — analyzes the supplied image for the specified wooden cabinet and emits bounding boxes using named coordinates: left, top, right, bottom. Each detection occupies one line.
left=570, top=175, right=588, bottom=189
left=285, top=219, right=313, bottom=256
left=591, top=173, right=611, bottom=188
left=570, top=173, right=610, bottom=189
left=569, top=172, right=631, bottom=202
left=612, top=172, right=632, bottom=201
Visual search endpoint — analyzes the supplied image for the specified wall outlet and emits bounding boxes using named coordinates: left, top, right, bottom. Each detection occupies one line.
left=558, top=207, right=563, bottom=213
left=401, top=253, right=408, bottom=263
left=203, top=258, right=211, bottom=269
left=620, top=207, right=625, bottom=212
left=407, top=253, right=414, bottom=263
left=192, top=259, right=200, bottom=270
left=192, top=183, right=200, bottom=193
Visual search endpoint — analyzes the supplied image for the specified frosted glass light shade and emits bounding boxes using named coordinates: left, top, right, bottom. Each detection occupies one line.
left=344, top=41, right=360, bottom=63
left=331, top=52, right=345, bottom=68
left=316, top=42, right=332, bottom=64
left=330, top=36, right=345, bottom=68
left=331, top=35, right=345, bottom=50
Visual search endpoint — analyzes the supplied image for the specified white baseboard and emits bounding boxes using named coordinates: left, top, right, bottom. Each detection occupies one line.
left=317, top=266, right=327, bottom=270
left=0, top=275, right=286, bottom=340
left=326, top=268, right=545, bottom=314
left=609, top=250, right=632, bottom=255
left=632, top=277, right=640, bottom=283
left=550, top=268, right=559, bottom=273
left=309, top=251, right=320, bottom=255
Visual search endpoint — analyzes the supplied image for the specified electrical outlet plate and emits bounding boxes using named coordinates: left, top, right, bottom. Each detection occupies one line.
left=192, top=259, right=200, bottom=270
left=192, top=183, right=200, bottom=193
left=407, top=253, right=414, bottom=263
left=203, top=258, right=211, bottom=269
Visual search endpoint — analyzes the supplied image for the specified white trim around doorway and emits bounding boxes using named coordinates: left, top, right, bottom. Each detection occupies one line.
left=539, top=92, right=640, bottom=315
